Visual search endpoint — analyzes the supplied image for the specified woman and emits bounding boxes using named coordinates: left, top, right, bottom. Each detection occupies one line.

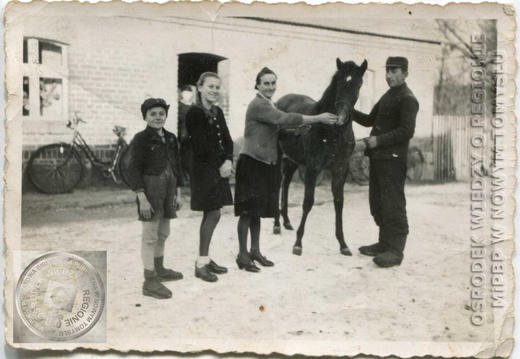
left=234, top=67, right=339, bottom=272
left=186, top=72, right=234, bottom=283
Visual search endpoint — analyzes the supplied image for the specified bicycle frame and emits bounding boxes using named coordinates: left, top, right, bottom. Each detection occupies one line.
left=67, top=113, right=128, bottom=184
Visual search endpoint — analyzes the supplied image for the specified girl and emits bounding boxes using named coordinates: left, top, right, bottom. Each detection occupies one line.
left=186, top=72, right=234, bottom=283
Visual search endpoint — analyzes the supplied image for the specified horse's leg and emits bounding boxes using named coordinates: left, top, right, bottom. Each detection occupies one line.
left=281, top=158, right=299, bottom=230
left=273, top=145, right=284, bottom=234
left=293, top=165, right=319, bottom=256
left=331, top=159, right=352, bottom=256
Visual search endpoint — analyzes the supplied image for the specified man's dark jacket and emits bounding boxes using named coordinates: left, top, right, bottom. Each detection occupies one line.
left=353, top=82, right=419, bottom=162
left=126, top=126, right=184, bottom=191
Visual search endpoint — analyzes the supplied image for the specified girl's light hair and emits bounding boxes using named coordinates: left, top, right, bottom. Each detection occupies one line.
left=196, top=72, right=221, bottom=106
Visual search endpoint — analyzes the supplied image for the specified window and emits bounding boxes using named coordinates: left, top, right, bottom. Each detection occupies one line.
left=22, top=38, right=68, bottom=119
left=23, top=39, right=28, bottom=64
left=39, top=41, right=62, bottom=66
left=23, top=77, right=29, bottom=116
left=39, top=78, right=63, bottom=116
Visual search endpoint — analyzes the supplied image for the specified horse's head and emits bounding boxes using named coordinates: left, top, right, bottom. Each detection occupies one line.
left=334, top=58, right=368, bottom=125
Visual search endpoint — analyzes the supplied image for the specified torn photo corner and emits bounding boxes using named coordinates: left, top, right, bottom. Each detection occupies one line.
left=3, top=1, right=516, bottom=357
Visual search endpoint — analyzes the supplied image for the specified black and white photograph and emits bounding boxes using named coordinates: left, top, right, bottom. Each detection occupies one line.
left=3, top=1, right=516, bottom=358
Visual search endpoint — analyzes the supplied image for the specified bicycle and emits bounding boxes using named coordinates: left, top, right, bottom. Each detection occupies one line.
left=27, top=112, right=132, bottom=194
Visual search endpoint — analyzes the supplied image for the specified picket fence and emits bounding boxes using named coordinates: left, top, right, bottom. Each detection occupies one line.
left=432, top=115, right=492, bottom=181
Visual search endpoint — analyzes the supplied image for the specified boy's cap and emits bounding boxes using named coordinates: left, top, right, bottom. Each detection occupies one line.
left=385, top=57, right=408, bottom=71
left=141, top=98, right=170, bottom=119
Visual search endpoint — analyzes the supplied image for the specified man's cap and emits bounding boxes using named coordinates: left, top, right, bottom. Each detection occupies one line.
left=141, top=98, right=170, bottom=119
left=385, top=57, right=408, bottom=71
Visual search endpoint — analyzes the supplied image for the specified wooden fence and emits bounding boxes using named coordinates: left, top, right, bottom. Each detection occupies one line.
left=432, top=115, right=489, bottom=182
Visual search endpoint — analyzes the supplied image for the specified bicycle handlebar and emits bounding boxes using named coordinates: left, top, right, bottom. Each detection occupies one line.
left=74, top=111, right=86, bottom=124
left=67, top=112, right=126, bottom=142
left=67, top=112, right=86, bottom=129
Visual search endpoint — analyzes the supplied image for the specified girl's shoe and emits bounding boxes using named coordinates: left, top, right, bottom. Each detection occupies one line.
left=207, top=260, right=228, bottom=274
left=195, top=263, right=218, bottom=282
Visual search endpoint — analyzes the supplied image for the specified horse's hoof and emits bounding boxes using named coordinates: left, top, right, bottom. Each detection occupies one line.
left=284, top=223, right=294, bottom=230
left=292, top=246, right=302, bottom=256
left=273, top=226, right=281, bottom=235
left=340, top=247, right=352, bottom=256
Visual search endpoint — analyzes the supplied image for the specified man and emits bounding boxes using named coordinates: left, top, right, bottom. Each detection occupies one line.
left=353, top=56, right=419, bottom=268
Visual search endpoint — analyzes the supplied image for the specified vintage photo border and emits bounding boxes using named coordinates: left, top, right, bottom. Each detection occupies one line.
left=2, top=0, right=519, bottom=358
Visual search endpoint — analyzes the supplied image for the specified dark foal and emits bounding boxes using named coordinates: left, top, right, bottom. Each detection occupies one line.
left=275, top=58, right=368, bottom=256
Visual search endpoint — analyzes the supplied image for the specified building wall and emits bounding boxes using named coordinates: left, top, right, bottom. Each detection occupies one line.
left=19, top=13, right=440, bottom=152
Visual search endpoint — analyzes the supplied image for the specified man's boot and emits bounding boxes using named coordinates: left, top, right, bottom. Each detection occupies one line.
left=373, top=235, right=406, bottom=268
left=154, top=256, right=183, bottom=281
left=143, top=269, right=172, bottom=299
left=359, top=227, right=388, bottom=256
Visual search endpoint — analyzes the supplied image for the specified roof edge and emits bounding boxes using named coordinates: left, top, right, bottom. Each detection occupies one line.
left=233, top=17, right=442, bottom=46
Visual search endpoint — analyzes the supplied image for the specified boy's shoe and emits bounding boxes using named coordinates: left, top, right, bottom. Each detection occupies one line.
left=143, top=270, right=172, bottom=299
left=156, top=268, right=183, bottom=281
left=154, top=256, right=183, bottom=281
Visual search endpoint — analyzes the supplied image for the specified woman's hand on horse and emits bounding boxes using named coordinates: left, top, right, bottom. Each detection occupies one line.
left=303, top=113, right=339, bottom=125
left=321, top=113, right=339, bottom=124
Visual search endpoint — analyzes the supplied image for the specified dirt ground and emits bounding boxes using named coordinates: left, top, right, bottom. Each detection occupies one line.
left=21, top=181, right=483, bottom=353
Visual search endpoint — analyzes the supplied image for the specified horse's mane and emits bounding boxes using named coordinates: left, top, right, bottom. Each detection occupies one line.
left=314, top=61, right=357, bottom=114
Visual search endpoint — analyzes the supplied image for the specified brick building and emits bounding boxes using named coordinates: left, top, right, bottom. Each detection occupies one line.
left=11, top=3, right=441, bottom=178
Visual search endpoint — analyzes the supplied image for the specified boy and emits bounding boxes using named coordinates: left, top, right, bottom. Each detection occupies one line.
left=127, top=98, right=184, bottom=299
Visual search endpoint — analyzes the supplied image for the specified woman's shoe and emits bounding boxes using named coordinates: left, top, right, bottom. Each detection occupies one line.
left=207, top=260, right=228, bottom=274
left=236, top=254, right=260, bottom=273
left=249, top=251, right=274, bottom=267
left=195, top=264, right=218, bottom=282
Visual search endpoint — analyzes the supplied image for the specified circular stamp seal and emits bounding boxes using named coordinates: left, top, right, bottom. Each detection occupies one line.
left=15, top=252, right=105, bottom=341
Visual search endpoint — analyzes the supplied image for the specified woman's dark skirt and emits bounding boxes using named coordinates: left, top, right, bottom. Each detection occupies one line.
left=234, top=154, right=279, bottom=218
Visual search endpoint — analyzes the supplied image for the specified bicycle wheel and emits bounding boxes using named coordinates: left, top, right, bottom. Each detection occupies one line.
left=117, top=146, right=132, bottom=188
left=349, top=152, right=370, bottom=186
left=27, top=144, right=83, bottom=194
